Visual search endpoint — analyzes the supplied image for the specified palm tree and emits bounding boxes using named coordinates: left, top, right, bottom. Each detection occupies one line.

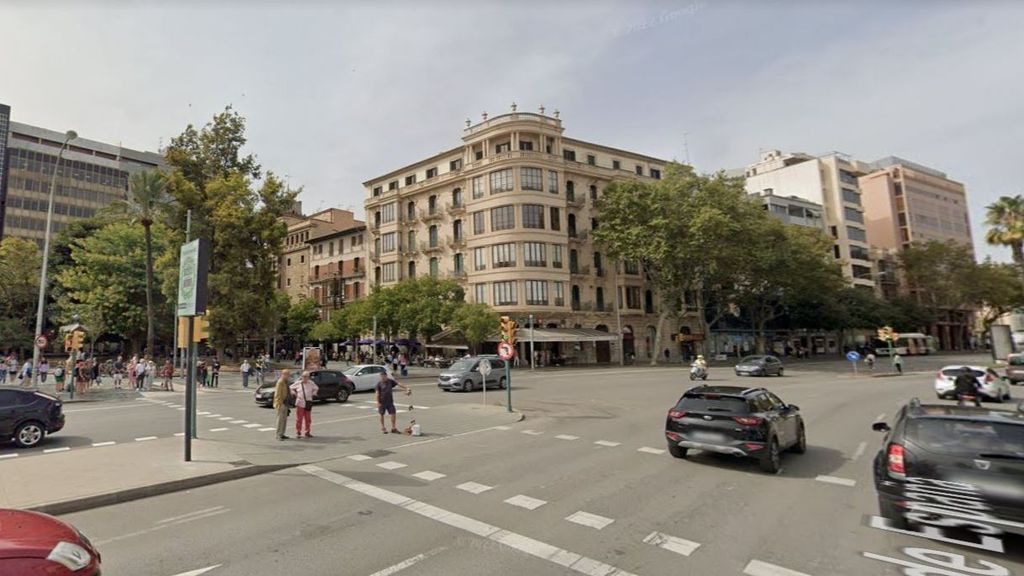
left=116, top=171, right=169, bottom=356
left=986, top=195, right=1024, bottom=271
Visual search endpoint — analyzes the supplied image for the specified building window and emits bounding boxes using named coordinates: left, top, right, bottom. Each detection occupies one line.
left=450, top=158, right=463, bottom=172
left=519, top=140, right=534, bottom=151
left=493, top=281, right=517, bottom=305
left=407, top=230, right=416, bottom=250
left=847, top=226, right=867, bottom=242
left=566, top=180, right=575, bottom=201
left=521, top=167, right=543, bottom=191
left=300, top=255, right=305, bottom=263
left=844, top=207, right=865, bottom=224
left=563, top=149, right=576, bottom=162
left=849, top=245, right=871, bottom=261
left=474, top=247, right=486, bottom=271
left=569, top=249, right=578, bottom=272
left=473, top=211, right=485, bottom=234
left=548, top=171, right=558, bottom=194
left=426, top=166, right=438, bottom=179
left=429, top=225, right=439, bottom=247
left=454, top=253, right=464, bottom=274
left=635, top=165, right=643, bottom=176
left=428, top=195, right=438, bottom=214
left=408, top=261, right=416, bottom=278
left=624, top=260, right=639, bottom=275
left=593, top=252, right=603, bottom=274
left=453, top=219, right=463, bottom=241
left=287, top=257, right=292, bottom=266
left=554, top=281, right=564, bottom=307
left=842, top=188, right=861, bottom=204
left=625, top=286, right=642, bottom=309
left=372, top=186, right=382, bottom=197
left=388, top=180, right=398, bottom=190
left=492, top=243, right=516, bottom=268
left=522, top=204, right=545, bottom=229
left=552, top=245, right=563, bottom=269
left=374, top=238, right=381, bottom=257
left=452, top=188, right=463, bottom=208
left=381, top=202, right=396, bottom=223
left=596, top=287, right=605, bottom=309
left=526, top=280, right=548, bottom=305
left=405, top=174, right=417, bottom=186
left=382, top=263, right=398, bottom=283
left=490, top=169, right=513, bottom=193
left=429, top=258, right=439, bottom=278
left=407, top=201, right=415, bottom=221
left=650, top=168, right=661, bottom=180
left=589, top=185, right=598, bottom=201
left=472, top=176, right=484, bottom=199
left=286, top=278, right=291, bottom=287
left=381, top=232, right=397, bottom=253
left=491, top=205, right=515, bottom=231
left=495, top=142, right=511, bottom=154
left=612, top=160, right=621, bottom=170
left=328, top=241, right=334, bottom=257
left=852, top=264, right=873, bottom=280
left=550, top=207, right=560, bottom=231
left=586, top=154, right=596, bottom=166
left=475, top=283, right=486, bottom=304
left=524, top=242, right=546, bottom=267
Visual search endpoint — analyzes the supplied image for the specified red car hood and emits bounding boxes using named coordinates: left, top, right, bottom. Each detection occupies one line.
left=0, top=509, right=85, bottom=560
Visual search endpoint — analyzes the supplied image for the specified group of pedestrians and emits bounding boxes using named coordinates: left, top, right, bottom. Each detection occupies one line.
left=272, top=369, right=411, bottom=440
left=239, top=354, right=271, bottom=388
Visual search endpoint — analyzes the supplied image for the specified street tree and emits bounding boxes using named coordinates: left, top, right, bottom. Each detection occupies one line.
left=392, top=277, right=465, bottom=338
left=967, top=261, right=1024, bottom=332
left=899, top=240, right=977, bottom=312
left=985, top=194, right=1024, bottom=271
left=0, top=238, right=41, bottom=349
left=284, top=298, right=320, bottom=346
left=451, top=302, right=499, bottom=354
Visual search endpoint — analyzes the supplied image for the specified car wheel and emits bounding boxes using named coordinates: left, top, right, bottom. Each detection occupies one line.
left=499, top=377, right=507, bottom=389
left=15, top=421, right=45, bottom=448
left=759, top=437, right=781, bottom=474
left=878, top=497, right=908, bottom=529
left=791, top=423, right=807, bottom=454
left=462, top=379, right=474, bottom=393
left=336, top=387, right=351, bottom=403
left=777, top=367, right=784, bottom=377
left=668, top=443, right=688, bottom=459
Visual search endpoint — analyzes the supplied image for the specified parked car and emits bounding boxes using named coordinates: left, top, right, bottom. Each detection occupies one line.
left=664, top=385, right=805, bottom=473
left=342, top=365, right=392, bottom=392
left=0, top=388, right=65, bottom=448
left=0, top=509, right=101, bottom=575
left=438, top=356, right=508, bottom=392
left=734, top=355, right=784, bottom=377
left=1005, top=353, right=1024, bottom=384
left=254, top=370, right=355, bottom=407
left=871, top=398, right=1024, bottom=533
left=933, top=365, right=1012, bottom=402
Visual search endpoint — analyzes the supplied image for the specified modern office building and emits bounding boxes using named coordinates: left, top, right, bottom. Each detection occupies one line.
left=744, top=150, right=875, bottom=289
left=362, top=106, right=684, bottom=364
left=278, top=208, right=362, bottom=303
left=751, top=189, right=826, bottom=231
left=308, top=225, right=367, bottom=320
left=0, top=104, right=164, bottom=245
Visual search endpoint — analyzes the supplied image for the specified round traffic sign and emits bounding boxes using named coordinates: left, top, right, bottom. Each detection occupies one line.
left=497, top=341, right=515, bottom=360
left=846, top=351, right=861, bottom=362
left=34, top=335, right=48, bottom=349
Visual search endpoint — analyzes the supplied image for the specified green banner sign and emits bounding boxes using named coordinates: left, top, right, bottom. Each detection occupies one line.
left=176, top=238, right=210, bottom=317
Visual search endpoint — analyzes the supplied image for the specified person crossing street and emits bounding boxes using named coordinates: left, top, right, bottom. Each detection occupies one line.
left=289, top=370, right=318, bottom=438
left=274, top=369, right=292, bottom=440
left=376, top=371, right=411, bottom=434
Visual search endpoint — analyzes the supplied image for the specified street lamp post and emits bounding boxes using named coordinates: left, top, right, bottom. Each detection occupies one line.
left=32, top=130, right=77, bottom=386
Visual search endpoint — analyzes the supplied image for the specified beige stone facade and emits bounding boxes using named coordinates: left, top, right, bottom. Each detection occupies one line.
left=363, top=109, right=692, bottom=364
left=308, top=226, right=367, bottom=320
left=278, top=208, right=361, bottom=303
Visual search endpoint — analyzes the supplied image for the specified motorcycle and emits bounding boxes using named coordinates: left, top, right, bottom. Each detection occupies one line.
left=689, top=363, right=708, bottom=381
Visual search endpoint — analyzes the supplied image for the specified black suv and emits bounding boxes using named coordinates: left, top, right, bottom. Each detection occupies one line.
left=871, top=399, right=1024, bottom=533
left=665, top=385, right=806, bottom=473
left=0, top=388, right=66, bottom=448
left=254, top=370, right=355, bottom=407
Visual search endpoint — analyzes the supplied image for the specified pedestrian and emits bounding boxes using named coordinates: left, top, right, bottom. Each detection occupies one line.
left=39, top=359, right=50, bottom=384
left=0, top=356, right=7, bottom=383
left=274, top=368, right=292, bottom=440
left=376, top=371, right=411, bottom=434
left=865, top=351, right=876, bottom=370
left=162, top=359, right=174, bottom=391
left=239, top=358, right=251, bottom=388
left=288, top=370, right=318, bottom=438
left=112, top=356, right=125, bottom=389
left=75, top=359, right=88, bottom=395
left=19, top=358, right=32, bottom=386
left=7, top=355, right=17, bottom=383
left=211, top=357, right=220, bottom=388
left=91, top=358, right=100, bottom=387
left=893, top=353, right=904, bottom=375
left=127, top=356, right=138, bottom=390
left=954, top=366, right=981, bottom=407
left=52, top=361, right=65, bottom=394
left=145, top=359, right=156, bottom=390
left=399, top=353, right=408, bottom=378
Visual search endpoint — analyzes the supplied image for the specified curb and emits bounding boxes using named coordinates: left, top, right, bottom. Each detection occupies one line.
left=28, top=463, right=295, bottom=516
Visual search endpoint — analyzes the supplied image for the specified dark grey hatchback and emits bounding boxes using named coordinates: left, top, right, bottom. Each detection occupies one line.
left=0, top=387, right=65, bottom=448
left=665, top=385, right=805, bottom=473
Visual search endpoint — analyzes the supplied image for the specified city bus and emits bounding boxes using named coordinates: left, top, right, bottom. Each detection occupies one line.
left=873, top=332, right=936, bottom=355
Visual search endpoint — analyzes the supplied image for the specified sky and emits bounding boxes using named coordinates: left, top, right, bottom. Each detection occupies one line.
left=3, top=0, right=1023, bottom=260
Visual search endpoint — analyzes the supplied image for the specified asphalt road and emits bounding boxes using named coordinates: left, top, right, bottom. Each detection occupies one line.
left=53, top=353, right=1024, bottom=576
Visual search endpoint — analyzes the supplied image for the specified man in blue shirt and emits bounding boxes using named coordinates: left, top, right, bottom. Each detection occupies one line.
left=376, top=371, right=411, bottom=434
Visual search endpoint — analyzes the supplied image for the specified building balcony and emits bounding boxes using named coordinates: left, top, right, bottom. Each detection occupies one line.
left=595, top=268, right=606, bottom=277
left=420, top=209, right=444, bottom=222
left=400, top=244, right=419, bottom=257
left=420, top=241, right=444, bottom=254
left=447, top=235, right=466, bottom=250
left=342, top=267, right=364, bottom=279
left=447, top=202, right=466, bottom=215
left=369, top=252, right=380, bottom=262
left=570, top=265, right=590, bottom=276
left=566, top=195, right=585, bottom=208
left=568, top=230, right=589, bottom=243
left=450, top=269, right=467, bottom=280
left=554, top=297, right=565, bottom=307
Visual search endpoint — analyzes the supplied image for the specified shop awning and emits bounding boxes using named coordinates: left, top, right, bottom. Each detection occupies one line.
left=430, top=327, right=618, bottom=345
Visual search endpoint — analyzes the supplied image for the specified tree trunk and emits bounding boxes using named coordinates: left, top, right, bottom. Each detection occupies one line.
left=144, top=223, right=155, bottom=359
left=651, top=309, right=670, bottom=366
left=755, top=318, right=767, bottom=355
left=694, top=287, right=709, bottom=357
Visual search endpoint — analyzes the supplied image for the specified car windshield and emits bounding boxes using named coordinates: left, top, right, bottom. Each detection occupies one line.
left=677, top=394, right=750, bottom=414
left=449, top=360, right=475, bottom=372
left=908, top=418, right=1024, bottom=457
left=342, top=367, right=362, bottom=376
left=1009, top=356, right=1024, bottom=366
left=940, top=368, right=984, bottom=378
left=739, top=356, right=764, bottom=364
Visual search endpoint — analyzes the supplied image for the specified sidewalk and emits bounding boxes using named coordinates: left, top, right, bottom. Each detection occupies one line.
left=0, top=403, right=523, bottom=515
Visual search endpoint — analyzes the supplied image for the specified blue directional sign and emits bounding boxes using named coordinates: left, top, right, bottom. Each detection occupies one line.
left=846, top=351, right=862, bottom=362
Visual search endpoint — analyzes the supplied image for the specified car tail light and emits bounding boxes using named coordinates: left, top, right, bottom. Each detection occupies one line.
left=733, top=416, right=763, bottom=426
left=887, top=443, right=906, bottom=478
left=666, top=431, right=681, bottom=441
left=743, top=443, right=764, bottom=451
left=668, top=410, right=686, bottom=419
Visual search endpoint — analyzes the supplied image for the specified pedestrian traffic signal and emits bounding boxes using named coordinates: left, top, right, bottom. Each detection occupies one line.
left=194, top=316, right=211, bottom=342
left=64, top=334, right=73, bottom=352
left=69, top=330, right=85, bottom=351
left=500, top=316, right=518, bottom=346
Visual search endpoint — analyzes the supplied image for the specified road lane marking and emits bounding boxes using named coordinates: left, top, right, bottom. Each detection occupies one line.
left=174, top=433, right=185, bottom=437
left=210, top=428, right=228, bottom=432
left=168, top=565, right=223, bottom=576
left=0, top=453, right=18, bottom=459
left=301, top=466, right=638, bottom=576
left=815, top=475, right=857, bottom=487
left=43, top=447, right=70, bottom=453
left=555, top=434, right=580, bottom=441
left=456, top=482, right=493, bottom=494
left=207, top=414, right=222, bottom=417
left=64, top=403, right=165, bottom=413
left=229, top=419, right=247, bottom=424
left=218, top=416, right=233, bottom=421
left=158, top=506, right=226, bottom=524
left=643, top=531, right=701, bottom=556
left=348, top=454, right=373, bottom=461
left=521, top=430, right=543, bottom=435
left=492, top=425, right=511, bottom=430
left=197, top=411, right=210, bottom=415
left=358, top=405, right=372, bottom=409
left=744, top=559, right=812, bottom=576
left=135, top=436, right=158, bottom=442
left=851, top=441, right=868, bottom=461
left=95, top=509, right=230, bottom=546
left=367, top=547, right=447, bottom=576
left=91, top=441, right=116, bottom=447
left=504, top=495, right=547, bottom=510
left=177, top=407, right=186, bottom=411
left=377, top=461, right=407, bottom=470
left=875, top=413, right=886, bottom=422
left=243, top=423, right=261, bottom=428
left=412, top=471, right=446, bottom=482
left=565, top=511, right=614, bottom=530
left=258, top=427, right=275, bottom=432
left=594, top=440, right=620, bottom=447
left=638, top=447, right=665, bottom=455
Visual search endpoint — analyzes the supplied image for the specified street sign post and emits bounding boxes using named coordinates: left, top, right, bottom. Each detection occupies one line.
left=846, top=350, right=861, bottom=374
left=34, top=335, right=47, bottom=349
left=479, top=359, right=492, bottom=405
left=497, top=341, right=514, bottom=360
left=177, top=238, right=210, bottom=463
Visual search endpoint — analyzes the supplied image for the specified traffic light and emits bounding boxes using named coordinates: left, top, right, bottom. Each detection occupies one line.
left=500, top=316, right=518, bottom=346
left=64, top=334, right=73, bottom=352
left=194, top=316, right=211, bottom=342
left=70, top=330, right=85, bottom=351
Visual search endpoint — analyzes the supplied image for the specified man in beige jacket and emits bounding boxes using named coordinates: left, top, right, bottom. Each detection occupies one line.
left=274, top=369, right=292, bottom=440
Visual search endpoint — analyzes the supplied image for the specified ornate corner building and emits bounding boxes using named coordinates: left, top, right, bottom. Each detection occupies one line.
left=363, top=107, right=695, bottom=364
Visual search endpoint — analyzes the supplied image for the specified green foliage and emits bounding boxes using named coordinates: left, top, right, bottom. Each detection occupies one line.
left=451, top=302, right=500, bottom=354
left=0, top=238, right=41, bottom=348
left=359, top=277, right=465, bottom=338
left=969, top=261, right=1024, bottom=330
left=309, top=320, right=338, bottom=343
left=284, top=298, right=320, bottom=344
left=900, top=240, right=979, bottom=310
left=985, top=195, right=1024, bottom=267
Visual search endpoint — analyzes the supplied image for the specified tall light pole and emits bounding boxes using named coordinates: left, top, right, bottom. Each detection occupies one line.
left=32, top=130, right=77, bottom=386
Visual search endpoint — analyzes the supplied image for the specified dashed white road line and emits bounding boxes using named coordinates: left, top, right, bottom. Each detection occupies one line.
left=197, top=411, right=210, bottom=415
left=555, top=434, right=580, bottom=441
left=492, top=425, right=511, bottom=431
left=643, top=531, right=701, bottom=557
left=43, top=447, right=70, bottom=453
left=638, top=447, right=665, bottom=455
left=157, top=506, right=226, bottom=524
left=229, top=420, right=247, bottom=424
left=243, top=423, right=261, bottom=428
left=521, top=430, right=543, bottom=436
left=504, top=495, right=547, bottom=510
left=815, top=475, right=857, bottom=487
left=348, top=454, right=373, bottom=461
left=565, top=511, right=614, bottom=530
left=377, top=461, right=407, bottom=470
left=412, top=470, right=446, bottom=482
left=207, top=414, right=222, bottom=418
left=594, top=440, right=621, bottom=447
left=258, top=427, right=275, bottom=432
left=174, top=432, right=185, bottom=437
left=0, top=453, right=18, bottom=459
left=301, top=465, right=638, bottom=576
left=851, top=441, right=868, bottom=461
left=875, top=413, right=886, bottom=422
left=367, top=547, right=447, bottom=576
left=92, top=441, right=116, bottom=447
left=218, top=416, right=233, bottom=421
left=744, top=559, right=812, bottom=576
left=135, top=436, right=158, bottom=442
left=456, top=482, right=493, bottom=494
left=209, top=428, right=228, bottom=432
left=167, top=565, right=222, bottom=576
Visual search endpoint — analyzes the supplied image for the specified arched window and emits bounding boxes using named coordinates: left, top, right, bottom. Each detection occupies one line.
left=453, top=219, right=463, bottom=240
left=452, top=188, right=463, bottom=208
left=568, top=213, right=577, bottom=237
left=408, top=261, right=416, bottom=278
left=589, top=184, right=598, bottom=201
left=429, top=225, right=439, bottom=247
left=407, top=201, right=415, bottom=221
left=571, top=285, right=581, bottom=309
left=407, top=230, right=416, bottom=251
left=374, top=266, right=382, bottom=285
left=374, top=210, right=381, bottom=226
left=566, top=180, right=575, bottom=201
left=645, top=290, right=654, bottom=313
left=428, top=195, right=438, bottom=214
left=593, top=252, right=602, bottom=273
left=569, top=249, right=579, bottom=273
left=596, top=287, right=605, bottom=310
left=429, top=257, right=439, bottom=278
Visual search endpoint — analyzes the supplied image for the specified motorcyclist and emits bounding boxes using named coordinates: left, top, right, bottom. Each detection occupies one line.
left=953, top=366, right=981, bottom=407
left=693, top=355, right=708, bottom=371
